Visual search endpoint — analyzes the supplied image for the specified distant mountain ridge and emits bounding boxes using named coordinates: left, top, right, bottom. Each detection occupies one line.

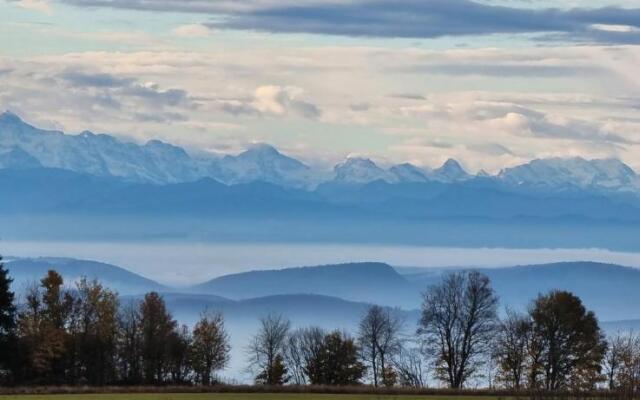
left=5, top=257, right=640, bottom=322
left=189, top=262, right=420, bottom=308
left=2, top=111, right=639, bottom=193
left=498, top=157, right=640, bottom=193
left=401, top=261, right=640, bottom=321
left=2, top=166, right=640, bottom=225
left=4, top=257, right=168, bottom=295
left=0, top=112, right=316, bottom=188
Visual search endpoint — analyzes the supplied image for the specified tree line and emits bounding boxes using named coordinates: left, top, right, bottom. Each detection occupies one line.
left=0, top=257, right=639, bottom=395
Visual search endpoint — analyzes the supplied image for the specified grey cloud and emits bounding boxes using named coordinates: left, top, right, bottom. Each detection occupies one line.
left=530, top=120, right=633, bottom=145
left=217, top=86, right=321, bottom=119
left=350, top=102, right=370, bottom=112
left=58, top=70, right=192, bottom=108
left=220, top=101, right=261, bottom=116
left=452, top=100, right=637, bottom=146
left=466, top=101, right=636, bottom=145
left=213, top=0, right=640, bottom=44
left=468, top=143, right=514, bottom=156
left=397, top=64, right=602, bottom=77
left=289, top=99, right=321, bottom=119
left=425, top=140, right=454, bottom=149
left=59, top=71, right=135, bottom=88
left=56, top=0, right=640, bottom=43
left=388, top=93, right=426, bottom=100
left=134, top=112, right=189, bottom=123
left=93, top=94, right=122, bottom=110
left=513, top=111, right=636, bottom=145
left=58, top=0, right=302, bottom=14
left=123, top=85, right=190, bottom=107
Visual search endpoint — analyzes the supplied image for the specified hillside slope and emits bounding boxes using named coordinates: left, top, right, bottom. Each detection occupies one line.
left=403, top=262, right=640, bottom=321
left=190, top=262, right=420, bottom=308
left=5, top=257, right=168, bottom=295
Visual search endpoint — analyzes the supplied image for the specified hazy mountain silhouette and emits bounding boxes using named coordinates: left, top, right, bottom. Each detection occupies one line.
left=3, top=112, right=640, bottom=195
left=402, top=262, right=640, bottom=321
left=4, top=257, right=168, bottom=295
left=190, top=262, right=419, bottom=308
left=2, top=167, right=639, bottom=223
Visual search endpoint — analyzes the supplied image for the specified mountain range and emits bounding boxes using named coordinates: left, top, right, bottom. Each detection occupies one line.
left=6, top=257, right=638, bottom=379
left=5, top=257, right=168, bottom=295
left=3, top=112, right=640, bottom=254
left=190, top=262, right=419, bottom=308
left=2, top=111, right=639, bottom=195
left=5, top=257, right=640, bottom=322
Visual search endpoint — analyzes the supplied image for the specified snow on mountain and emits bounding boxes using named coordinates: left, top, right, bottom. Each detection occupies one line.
left=498, top=157, right=640, bottom=192
left=0, top=112, right=316, bottom=187
left=333, top=158, right=470, bottom=184
left=0, top=111, right=205, bottom=184
left=388, top=163, right=430, bottom=183
left=430, top=159, right=472, bottom=182
left=211, top=143, right=316, bottom=188
left=2, top=111, right=640, bottom=194
left=333, top=157, right=391, bottom=183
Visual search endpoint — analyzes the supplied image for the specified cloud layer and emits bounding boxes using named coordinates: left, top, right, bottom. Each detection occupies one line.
left=1, top=42, right=639, bottom=172
left=56, top=0, right=640, bottom=43
left=2, top=0, right=640, bottom=171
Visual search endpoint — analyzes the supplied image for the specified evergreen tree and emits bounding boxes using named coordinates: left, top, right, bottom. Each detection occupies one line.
left=0, top=256, right=17, bottom=377
left=307, top=331, right=364, bottom=386
left=255, top=354, right=288, bottom=385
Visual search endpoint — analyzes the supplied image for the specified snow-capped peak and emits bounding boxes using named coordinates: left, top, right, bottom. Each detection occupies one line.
left=498, top=157, right=639, bottom=191
left=242, top=143, right=281, bottom=156
left=213, top=142, right=313, bottom=188
left=431, top=158, right=471, bottom=182
left=333, top=157, right=390, bottom=183
left=388, top=163, right=429, bottom=183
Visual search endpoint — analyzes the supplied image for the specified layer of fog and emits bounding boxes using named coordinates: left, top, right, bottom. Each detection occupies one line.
left=2, top=240, right=640, bottom=286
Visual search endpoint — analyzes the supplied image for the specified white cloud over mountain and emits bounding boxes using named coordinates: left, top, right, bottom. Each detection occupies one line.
left=2, top=0, right=640, bottom=172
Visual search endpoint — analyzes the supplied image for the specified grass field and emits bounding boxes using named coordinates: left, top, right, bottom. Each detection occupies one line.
left=0, top=394, right=504, bottom=400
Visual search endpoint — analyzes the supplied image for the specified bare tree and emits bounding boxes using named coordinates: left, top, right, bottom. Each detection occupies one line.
left=358, top=305, right=403, bottom=386
left=418, top=271, right=498, bottom=388
left=284, top=329, right=306, bottom=385
left=493, top=309, right=530, bottom=390
left=284, top=326, right=325, bottom=385
left=247, top=314, right=290, bottom=385
left=607, top=332, right=640, bottom=396
left=604, top=333, right=627, bottom=390
left=358, top=306, right=382, bottom=386
left=117, top=300, right=142, bottom=384
left=394, top=343, right=429, bottom=388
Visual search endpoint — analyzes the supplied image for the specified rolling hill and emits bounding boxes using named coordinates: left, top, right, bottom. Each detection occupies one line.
left=189, top=262, right=420, bottom=308
left=401, top=262, right=640, bottom=321
left=4, top=257, right=168, bottom=295
left=4, top=257, right=640, bottom=322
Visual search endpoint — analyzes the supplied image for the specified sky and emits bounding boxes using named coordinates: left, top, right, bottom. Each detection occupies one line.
left=1, top=0, right=640, bottom=172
